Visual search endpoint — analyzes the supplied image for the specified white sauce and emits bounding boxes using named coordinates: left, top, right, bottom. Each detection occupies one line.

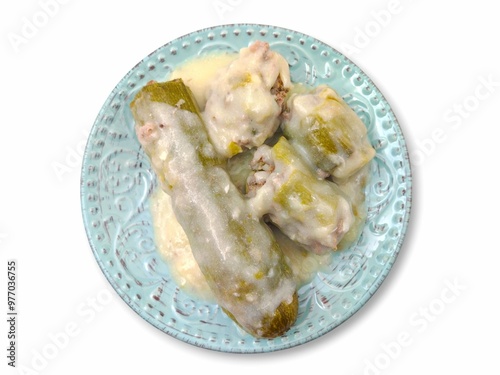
left=149, top=50, right=369, bottom=301
left=169, top=53, right=238, bottom=110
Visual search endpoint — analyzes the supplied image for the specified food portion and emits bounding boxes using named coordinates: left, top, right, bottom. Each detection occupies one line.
left=130, top=41, right=376, bottom=338
left=149, top=188, right=213, bottom=300
left=169, top=52, right=238, bottom=109
left=151, top=187, right=333, bottom=301
left=247, top=137, right=355, bottom=255
left=131, top=79, right=298, bottom=338
left=282, top=85, right=376, bottom=181
left=203, top=41, right=292, bottom=157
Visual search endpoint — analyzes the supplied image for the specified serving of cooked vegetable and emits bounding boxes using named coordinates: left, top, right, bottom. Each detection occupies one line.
left=130, top=41, right=375, bottom=338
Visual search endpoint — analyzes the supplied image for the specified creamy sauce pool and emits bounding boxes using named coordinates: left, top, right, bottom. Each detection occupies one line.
left=150, top=52, right=367, bottom=301
left=169, top=53, right=238, bottom=110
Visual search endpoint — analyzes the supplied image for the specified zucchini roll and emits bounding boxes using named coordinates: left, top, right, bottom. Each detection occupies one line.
left=131, top=79, right=298, bottom=338
left=282, top=85, right=375, bottom=180
left=203, top=41, right=292, bottom=157
left=247, top=136, right=355, bottom=255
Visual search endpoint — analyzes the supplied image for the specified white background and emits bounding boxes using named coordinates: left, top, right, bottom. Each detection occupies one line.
left=1, top=0, right=499, bottom=374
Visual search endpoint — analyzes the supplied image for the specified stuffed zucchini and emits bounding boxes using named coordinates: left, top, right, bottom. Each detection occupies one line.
left=131, top=79, right=298, bottom=338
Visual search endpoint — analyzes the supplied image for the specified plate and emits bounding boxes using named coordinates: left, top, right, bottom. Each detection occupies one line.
left=80, top=24, right=412, bottom=353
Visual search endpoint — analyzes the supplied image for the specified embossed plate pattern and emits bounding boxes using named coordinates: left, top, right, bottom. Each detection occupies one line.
left=81, top=24, right=412, bottom=353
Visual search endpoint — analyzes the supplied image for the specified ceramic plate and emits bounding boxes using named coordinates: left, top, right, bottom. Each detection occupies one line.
left=80, top=24, right=412, bottom=353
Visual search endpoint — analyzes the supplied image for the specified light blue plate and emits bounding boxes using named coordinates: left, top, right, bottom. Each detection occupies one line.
left=81, top=24, right=412, bottom=353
